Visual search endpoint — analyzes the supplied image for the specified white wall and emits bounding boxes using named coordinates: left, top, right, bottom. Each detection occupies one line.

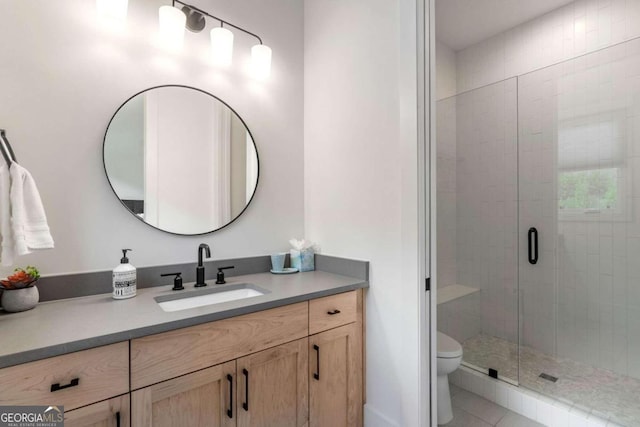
left=456, top=0, right=640, bottom=93
left=0, top=0, right=304, bottom=276
left=304, top=0, right=423, bottom=425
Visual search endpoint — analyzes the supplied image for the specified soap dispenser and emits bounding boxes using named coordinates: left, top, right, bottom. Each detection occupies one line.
left=113, top=249, right=137, bottom=299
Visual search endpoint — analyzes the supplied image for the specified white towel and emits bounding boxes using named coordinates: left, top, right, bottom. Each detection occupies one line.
left=0, top=163, right=13, bottom=266
left=9, top=162, right=54, bottom=256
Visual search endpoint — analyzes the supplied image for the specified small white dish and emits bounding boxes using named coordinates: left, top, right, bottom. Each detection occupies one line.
left=270, top=267, right=299, bottom=274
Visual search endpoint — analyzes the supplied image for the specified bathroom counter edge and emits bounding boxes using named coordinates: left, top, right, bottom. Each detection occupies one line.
left=0, top=270, right=368, bottom=368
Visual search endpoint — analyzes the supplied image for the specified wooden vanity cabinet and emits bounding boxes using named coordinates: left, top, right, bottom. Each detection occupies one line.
left=236, top=338, right=309, bottom=427
left=309, top=323, right=362, bottom=427
left=132, top=361, right=236, bottom=427
left=0, top=342, right=129, bottom=426
left=0, top=342, right=129, bottom=414
left=130, top=302, right=309, bottom=390
left=131, top=338, right=310, bottom=427
left=309, top=291, right=358, bottom=334
left=308, top=290, right=364, bottom=427
left=129, top=290, right=363, bottom=427
left=64, top=394, right=130, bottom=427
left=1, top=289, right=364, bottom=427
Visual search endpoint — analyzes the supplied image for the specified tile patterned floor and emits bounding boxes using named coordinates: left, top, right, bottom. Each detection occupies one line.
left=440, top=384, right=544, bottom=427
left=462, top=334, right=640, bottom=426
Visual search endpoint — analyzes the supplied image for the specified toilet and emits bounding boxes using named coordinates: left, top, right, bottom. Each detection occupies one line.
left=437, top=332, right=463, bottom=425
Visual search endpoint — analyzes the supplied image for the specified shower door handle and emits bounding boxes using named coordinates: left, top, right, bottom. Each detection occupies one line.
left=528, top=227, right=538, bottom=265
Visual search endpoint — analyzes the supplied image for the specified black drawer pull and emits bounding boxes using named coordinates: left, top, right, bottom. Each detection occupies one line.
left=116, top=411, right=121, bottom=427
left=313, top=344, right=320, bottom=380
left=327, top=309, right=341, bottom=315
left=528, top=227, right=538, bottom=265
left=242, top=369, right=249, bottom=411
left=227, top=374, right=233, bottom=418
left=50, top=378, right=79, bottom=392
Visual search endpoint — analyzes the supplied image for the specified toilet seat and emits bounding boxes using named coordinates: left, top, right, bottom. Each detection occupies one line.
left=437, top=332, right=462, bottom=358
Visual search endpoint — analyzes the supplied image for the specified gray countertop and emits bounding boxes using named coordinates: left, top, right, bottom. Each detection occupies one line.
left=0, top=270, right=368, bottom=369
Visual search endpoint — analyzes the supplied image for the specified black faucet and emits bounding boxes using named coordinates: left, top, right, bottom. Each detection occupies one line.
left=195, top=243, right=211, bottom=287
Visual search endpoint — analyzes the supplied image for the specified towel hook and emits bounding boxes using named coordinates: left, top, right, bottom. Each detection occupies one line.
left=0, top=129, right=18, bottom=167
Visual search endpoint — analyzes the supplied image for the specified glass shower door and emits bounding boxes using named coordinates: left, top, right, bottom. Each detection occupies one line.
left=436, top=78, right=520, bottom=384
left=517, top=38, right=640, bottom=425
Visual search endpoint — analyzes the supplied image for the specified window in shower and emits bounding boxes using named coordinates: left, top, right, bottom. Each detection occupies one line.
left=557, top=111, right=629, bottom=220
left=558, top=167, right=620, bottom=211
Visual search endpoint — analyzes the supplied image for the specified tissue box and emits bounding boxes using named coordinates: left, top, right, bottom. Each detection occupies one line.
left=290, top=248, right=315, bottom=272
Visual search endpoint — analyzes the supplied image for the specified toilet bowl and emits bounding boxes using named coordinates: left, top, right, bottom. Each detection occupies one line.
left=437, top=332, right=463, bottom=425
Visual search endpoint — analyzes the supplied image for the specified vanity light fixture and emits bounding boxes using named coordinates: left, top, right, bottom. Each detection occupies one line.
left=159, top=5, right=187, bottom=51
left=161, top=0, right=272, bottom=78
left=210, top=26, right=234, bottom=66
left=251, top=44, right=272, bottom=80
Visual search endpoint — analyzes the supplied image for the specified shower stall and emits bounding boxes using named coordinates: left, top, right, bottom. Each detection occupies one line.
left=436, top=37, right=640, bottom=426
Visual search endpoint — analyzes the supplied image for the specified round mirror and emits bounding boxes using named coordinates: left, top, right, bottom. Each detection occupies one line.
left=103, top=85, right=259, bottom=235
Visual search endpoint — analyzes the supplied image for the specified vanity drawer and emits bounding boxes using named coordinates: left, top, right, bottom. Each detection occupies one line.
left=309, top=290, right=358, bottom=334
left=131, top=302, right=308, bottom=389
left=0, top=342, right=129, bottom=411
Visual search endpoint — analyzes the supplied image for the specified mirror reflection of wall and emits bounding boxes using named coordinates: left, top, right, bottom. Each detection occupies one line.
left=104, top=86, right=259, bottom=235
left=103, top=96, right=145, bottom=205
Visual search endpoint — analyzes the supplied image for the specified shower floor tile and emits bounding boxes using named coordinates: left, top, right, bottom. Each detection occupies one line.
left=462, top=334, right=640, bottom=426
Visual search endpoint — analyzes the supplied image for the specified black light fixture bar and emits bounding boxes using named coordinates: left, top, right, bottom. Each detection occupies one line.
left=172, top=0, right=263, bottom=44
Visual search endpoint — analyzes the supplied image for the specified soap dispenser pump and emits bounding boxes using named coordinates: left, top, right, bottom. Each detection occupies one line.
left=113, top=249, right=137, bottom=300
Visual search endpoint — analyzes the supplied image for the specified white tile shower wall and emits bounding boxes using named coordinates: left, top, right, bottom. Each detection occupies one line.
left=449, top=366, right=617, bottom=427
left=438, top=292, right=482, bottom=344
left=448, top=0, right=640, bottom=382
left=517, top=37, right=640, bottom=379
left=436, top=40, right=457, bottom=100
left=454, top=78, right=519, bottom=343
left=518, top=64, right=560, bottom=357
left=437, top=95, right=457, bottom=290
left=456, top=0, right=640, bottom=94
left=437, top=39, right=458, bottom=293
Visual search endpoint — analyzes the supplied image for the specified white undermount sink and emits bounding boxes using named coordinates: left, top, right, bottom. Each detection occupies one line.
left=155, top=283, right=269, bottom=312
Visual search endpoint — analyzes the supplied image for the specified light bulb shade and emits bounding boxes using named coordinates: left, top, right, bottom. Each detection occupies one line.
left=96, top=0, right=128, bottom=22
left=251, top=44, right=272, bottom=80
left=210, top=27, right=234, bottom=66
left=158, top=6, right=186, bottom=51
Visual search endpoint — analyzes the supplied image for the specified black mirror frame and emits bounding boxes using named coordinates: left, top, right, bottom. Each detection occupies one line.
left=102, top=84, right=260, bottom=236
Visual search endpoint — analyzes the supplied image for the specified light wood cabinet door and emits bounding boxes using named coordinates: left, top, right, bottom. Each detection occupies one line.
left=64, top=394, right=130, bottom=427
left=131, top=360, right=236, bottom=427
left=236, top=338, right=308, bottom=427
left=309, top=323, right=363, bottom=427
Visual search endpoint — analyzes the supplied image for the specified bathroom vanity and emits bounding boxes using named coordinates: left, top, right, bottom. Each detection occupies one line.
left=0, top=268, right=367, bottom=427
